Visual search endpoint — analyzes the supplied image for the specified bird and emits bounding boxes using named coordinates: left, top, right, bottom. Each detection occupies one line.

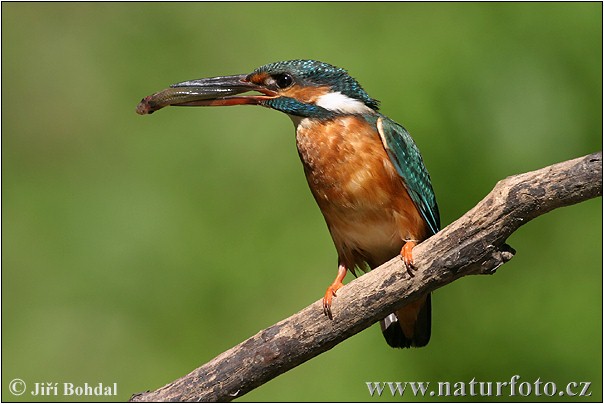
left=137, top=60, right=440, bottom=348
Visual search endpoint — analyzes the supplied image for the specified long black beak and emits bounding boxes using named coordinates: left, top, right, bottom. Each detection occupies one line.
left=136, top=74, right=277, bottom=115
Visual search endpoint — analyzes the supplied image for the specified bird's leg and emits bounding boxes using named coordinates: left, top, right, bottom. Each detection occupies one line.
left=322, top=263, right=347, bottom=319
left=401, top=240, right=418, bottom=277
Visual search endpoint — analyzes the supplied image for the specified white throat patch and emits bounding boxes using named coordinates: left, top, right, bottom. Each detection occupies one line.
left=315, top=92, right=373, bottom=115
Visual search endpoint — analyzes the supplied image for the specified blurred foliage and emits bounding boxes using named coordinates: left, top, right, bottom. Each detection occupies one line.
left=2, top=2, right=601, bottom=402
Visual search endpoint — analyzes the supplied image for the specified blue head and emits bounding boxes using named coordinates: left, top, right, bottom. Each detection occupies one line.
left=248, top=60, right=380, bottom=117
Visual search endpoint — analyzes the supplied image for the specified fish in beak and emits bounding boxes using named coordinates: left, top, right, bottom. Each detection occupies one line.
left=136, top=74, right=278, bottom=115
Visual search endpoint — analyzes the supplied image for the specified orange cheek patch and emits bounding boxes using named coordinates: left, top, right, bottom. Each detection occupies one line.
left=280, top=85, right=331, bottom=104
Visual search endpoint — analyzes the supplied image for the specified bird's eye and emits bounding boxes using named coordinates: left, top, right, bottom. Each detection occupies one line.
left=274, top=74, right=293, bottom=89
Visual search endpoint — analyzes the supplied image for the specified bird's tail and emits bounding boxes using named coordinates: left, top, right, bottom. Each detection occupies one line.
left=380, top=293, right=431, bottom=348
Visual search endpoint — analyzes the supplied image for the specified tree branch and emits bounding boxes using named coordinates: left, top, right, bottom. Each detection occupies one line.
left=130, top=151, right=602, bottom=402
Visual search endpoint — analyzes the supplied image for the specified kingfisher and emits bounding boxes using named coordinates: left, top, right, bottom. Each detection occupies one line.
left=137, top=60, right=440, bottom=348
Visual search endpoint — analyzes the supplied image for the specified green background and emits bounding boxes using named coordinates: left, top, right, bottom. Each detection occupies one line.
left=2, top=2, right=602, bottom=402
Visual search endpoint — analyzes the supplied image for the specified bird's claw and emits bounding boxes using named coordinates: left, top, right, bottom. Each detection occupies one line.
left=401, top=241, right=418, bottom=277
left=322, top=297, right=333, bottom=319
left=322, top=283, right=342, bottom=320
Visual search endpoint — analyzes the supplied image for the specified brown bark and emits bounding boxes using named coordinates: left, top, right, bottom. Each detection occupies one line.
left=130, top=151, right=602, bottom=402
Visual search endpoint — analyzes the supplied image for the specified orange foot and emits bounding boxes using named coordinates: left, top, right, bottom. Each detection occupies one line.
left=323, top=282, right=343, bottom=319
left=322, top=264, right=347, bottom=319
left=401, top=240, right=418, bottom=277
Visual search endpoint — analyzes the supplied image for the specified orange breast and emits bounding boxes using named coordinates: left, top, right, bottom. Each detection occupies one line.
left=295, top=116, right=428, bottom=270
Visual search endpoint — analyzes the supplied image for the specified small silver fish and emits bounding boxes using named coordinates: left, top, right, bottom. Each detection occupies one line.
left=136, top=86, right=241, bottom=115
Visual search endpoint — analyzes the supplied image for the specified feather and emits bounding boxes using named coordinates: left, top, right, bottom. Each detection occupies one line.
left=377, top=116, right=440, bottom=235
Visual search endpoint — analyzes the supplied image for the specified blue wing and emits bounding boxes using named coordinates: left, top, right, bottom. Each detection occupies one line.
left=377, top=115, right=440, bottom=235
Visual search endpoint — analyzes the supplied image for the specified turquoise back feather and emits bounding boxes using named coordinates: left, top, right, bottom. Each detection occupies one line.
left=377, top=115, right=440, bottom=235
